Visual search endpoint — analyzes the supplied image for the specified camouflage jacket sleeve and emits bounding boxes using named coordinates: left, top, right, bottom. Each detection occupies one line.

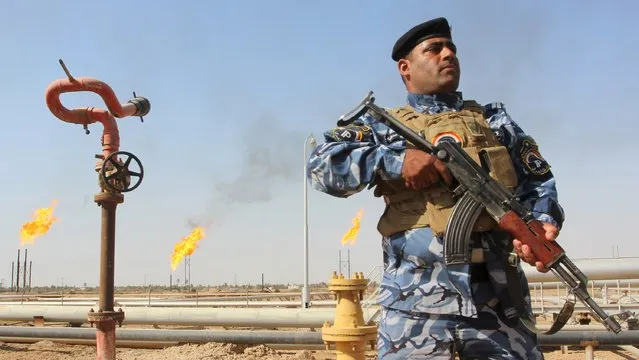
left=484, top=103, right=566, bottom=229
left=306, top=113, right=406, bottom=198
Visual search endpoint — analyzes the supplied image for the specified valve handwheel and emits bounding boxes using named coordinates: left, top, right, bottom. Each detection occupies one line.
left=100, top=151, right=144, bottom=192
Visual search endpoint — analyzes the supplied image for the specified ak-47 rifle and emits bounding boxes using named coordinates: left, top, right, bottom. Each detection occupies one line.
left=337, top=91, right=622, bottom=334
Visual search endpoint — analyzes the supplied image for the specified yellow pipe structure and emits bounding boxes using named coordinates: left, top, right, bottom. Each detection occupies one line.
left=321, top=271, right=377, bottom=360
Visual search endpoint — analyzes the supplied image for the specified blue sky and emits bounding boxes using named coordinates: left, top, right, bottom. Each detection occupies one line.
left=0, top=1, right=637, bottom=288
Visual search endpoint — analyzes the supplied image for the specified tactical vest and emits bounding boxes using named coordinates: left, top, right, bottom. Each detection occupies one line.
left=373, top=101, right=519, bottom=237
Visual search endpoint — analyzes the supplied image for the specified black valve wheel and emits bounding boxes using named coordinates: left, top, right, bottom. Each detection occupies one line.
left=100, top=151, right=144, bottom=193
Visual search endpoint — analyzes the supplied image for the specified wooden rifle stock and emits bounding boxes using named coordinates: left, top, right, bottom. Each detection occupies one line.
left=498, top=211, right=565, bottom=269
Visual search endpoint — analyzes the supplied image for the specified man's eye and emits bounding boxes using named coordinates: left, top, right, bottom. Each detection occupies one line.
left=425, top=43, right=456, bottom=54
left=426, top=45, right=443, bottom=53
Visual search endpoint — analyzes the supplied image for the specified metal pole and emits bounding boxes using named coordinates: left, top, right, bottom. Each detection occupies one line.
left=302, top=133, right=316, bottom=309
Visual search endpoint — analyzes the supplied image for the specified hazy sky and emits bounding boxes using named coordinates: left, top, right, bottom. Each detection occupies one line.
left=0, top=1, right=637, bottom=288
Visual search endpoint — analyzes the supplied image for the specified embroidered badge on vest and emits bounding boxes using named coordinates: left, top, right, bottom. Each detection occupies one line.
left=432, top=131, right=463, bottom=146
left=520, top=138, right=550, bottom=175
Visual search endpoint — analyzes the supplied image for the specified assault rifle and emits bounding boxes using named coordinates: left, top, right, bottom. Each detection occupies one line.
left=337, top=91, right=622, bottom=334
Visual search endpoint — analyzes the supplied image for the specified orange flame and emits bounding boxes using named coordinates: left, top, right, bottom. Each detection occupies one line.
left=170, top=227, right=206, bottom=271
left=341, top=208, right=364, bottom=246
left=20, top=200, right=59, bottom=246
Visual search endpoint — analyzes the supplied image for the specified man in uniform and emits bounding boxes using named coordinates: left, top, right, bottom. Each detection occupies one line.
left=306, top=17, right=565, bottom=359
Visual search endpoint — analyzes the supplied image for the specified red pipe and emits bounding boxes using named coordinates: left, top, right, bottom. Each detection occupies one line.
left=44, top=75, right=145, bottom=161
left=95, top=320, right=116, bottom=360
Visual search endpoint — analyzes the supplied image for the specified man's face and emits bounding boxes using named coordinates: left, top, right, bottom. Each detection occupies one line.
left=398, top=37, right=460, bottom=94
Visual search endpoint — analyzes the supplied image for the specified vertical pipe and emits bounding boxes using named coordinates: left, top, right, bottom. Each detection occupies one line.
left=93, top=193, right=123, bottom=360
left=585, top=345, right=594, bottom=360
left=99, top=201, right=117, bottom=312
left=617, top=280, right=621, bottom=311
left=347, top=249, right=351, bottom=278
left=539, top=283, right=545, bottom=314
left=184, top=257, right=188, bottom=289
left=22, top=249, right=28, bottom=290
left=16, top=249, right=20, bottom=293
left=28, top=261, right=32, bottom=291
left=10, top=262, right=14, bottom=291
left=96, top=320, right=116, bottom=360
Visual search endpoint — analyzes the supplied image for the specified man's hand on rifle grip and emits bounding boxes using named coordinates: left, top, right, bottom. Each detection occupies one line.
left=513, top=223, right=560, bottom=273
left=401, top=148, right=453, bottom=190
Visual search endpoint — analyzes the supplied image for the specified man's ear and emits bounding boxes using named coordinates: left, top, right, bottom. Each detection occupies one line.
left=398, top=58, right=410, bottom=78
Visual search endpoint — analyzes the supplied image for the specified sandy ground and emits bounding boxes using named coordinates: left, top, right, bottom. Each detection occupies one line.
left=0, top=341, right=635, bottom=360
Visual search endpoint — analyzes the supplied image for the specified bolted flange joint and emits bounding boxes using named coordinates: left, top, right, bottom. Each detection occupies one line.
left=87, top=308, right=125, bottom=327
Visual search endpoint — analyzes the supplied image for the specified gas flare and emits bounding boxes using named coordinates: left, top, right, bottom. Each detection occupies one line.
left=20, top=200, right=59, bottom=246
left=170, top=227, right=206, bottom=271
left=341, top=208, right=364, bottom=246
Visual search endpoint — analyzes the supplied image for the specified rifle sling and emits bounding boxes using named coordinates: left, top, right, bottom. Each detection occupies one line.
left=502, top=258, right=575, bottom=335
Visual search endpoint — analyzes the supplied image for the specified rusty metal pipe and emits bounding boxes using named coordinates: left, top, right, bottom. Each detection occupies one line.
left=44, top=60, right=150, bottom=161
left=91, top=192, right=124, bottom=360
left=99, top=201, right=117, bottom=312
left=45, top=60, right=149, bottom=360
left=44, top=76, right=143, bottom=120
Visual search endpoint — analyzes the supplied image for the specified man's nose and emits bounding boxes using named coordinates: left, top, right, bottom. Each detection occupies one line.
left=440, top=46, right=456, bottom=61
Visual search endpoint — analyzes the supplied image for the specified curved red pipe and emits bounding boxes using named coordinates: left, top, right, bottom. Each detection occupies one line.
left=44, top=77, right=140, bottom=160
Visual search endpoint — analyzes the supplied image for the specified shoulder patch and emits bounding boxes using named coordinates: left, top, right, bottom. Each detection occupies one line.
left=327, top=123, right=373, bottom=142
left=519, top=138, right=550, bottom=175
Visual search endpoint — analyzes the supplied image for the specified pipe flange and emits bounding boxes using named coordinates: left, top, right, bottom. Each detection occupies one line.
left=87, top=308, right=125, bottom=327
left=321, top=325, right=377, bottom=338
left=327, top=272, right=369, bottom=291
left=322, top=327, right=377, bottom=345
left=94, top=192, right=124, bottom=205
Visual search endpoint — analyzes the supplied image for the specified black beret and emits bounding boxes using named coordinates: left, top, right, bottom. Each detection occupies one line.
left=392, top=17, right=452, bottom=61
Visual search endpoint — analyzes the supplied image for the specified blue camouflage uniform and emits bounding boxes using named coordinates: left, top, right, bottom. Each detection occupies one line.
left=307, top=92, right=565, bottom=359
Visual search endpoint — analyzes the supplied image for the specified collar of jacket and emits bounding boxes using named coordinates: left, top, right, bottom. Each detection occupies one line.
left=406, top=91, right=464, bottom=114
